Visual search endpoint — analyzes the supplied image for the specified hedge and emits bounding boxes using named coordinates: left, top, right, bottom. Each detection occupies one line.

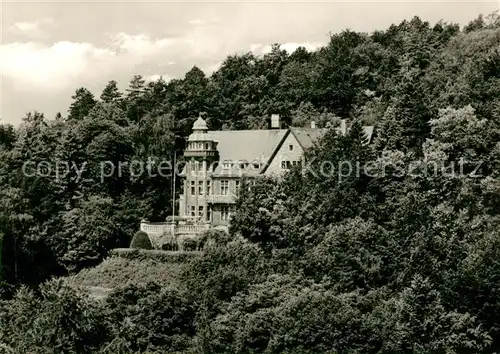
left=110, top=248, right=203, bottom=263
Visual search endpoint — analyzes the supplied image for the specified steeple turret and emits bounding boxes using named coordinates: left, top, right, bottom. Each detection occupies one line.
left=185, top=114, right=218, bottom=158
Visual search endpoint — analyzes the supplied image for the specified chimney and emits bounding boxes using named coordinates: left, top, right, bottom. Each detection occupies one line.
left=340, top=119, right=347, bottom=135
left=271, top=114, right=280, bottom=129
left=310, top=121, right=316, bottom=129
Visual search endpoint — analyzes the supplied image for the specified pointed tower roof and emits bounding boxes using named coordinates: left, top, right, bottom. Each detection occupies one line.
left=193, top=115, right=208, bottom=131
left=188, top=115, right=213, bottom=141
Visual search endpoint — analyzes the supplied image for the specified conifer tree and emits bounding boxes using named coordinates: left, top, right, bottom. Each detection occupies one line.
left=100, top=80, right=123, bottom=104
left=68, top=88, right=96, bottom=121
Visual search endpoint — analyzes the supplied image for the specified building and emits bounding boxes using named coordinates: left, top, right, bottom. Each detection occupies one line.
left=140, top=115, right=374, bottom=248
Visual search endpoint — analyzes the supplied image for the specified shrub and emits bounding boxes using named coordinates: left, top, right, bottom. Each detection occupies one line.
left=182, top=238, right=197, bottom=252
left=130, top=231, right=153, bottom=250
left=198, top=229, right=233, bottom=250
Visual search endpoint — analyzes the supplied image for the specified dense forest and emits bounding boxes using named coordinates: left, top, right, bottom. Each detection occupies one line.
left=1, top=12, right=500, bottom=353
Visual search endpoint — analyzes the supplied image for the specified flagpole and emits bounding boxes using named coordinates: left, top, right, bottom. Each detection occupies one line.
left=172, top=150, right=176, bottom=238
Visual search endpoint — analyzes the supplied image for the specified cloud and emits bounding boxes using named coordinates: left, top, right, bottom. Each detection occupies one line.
left=0, top=32, right=188, bottom=92
left=188, top=19, right=206, bottom=26
left=250, top=44, right=263, bottom=52
left=11, top=21, right=39, bottom=33
left=202, top=62, right=222, bottom=75
left=0, top=26, right=326, bottom=96
left=0, top=30, right=226, bottom=92
left=8, top=18, right=55, bottom=38
left=110, top=32, right=176, bottom=58
left=144, top=73, right=172, bottom=82
left=0, top=41, right=115, bottom=92
left=188, top=18, right=220, bottom=26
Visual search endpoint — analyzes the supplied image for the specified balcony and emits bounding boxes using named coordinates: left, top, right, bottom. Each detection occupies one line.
left=184, top=149, right=218, bottom=158
left=206, top=194, right=236, bottom=204
left=177, top=224, right=210, bottom=234
left=140, top=221, right=210, bottom=236
left=140, top=222, right=172, bottom=236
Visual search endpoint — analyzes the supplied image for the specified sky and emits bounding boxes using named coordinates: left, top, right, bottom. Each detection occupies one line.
left=1, top=1, right=499, bottom=126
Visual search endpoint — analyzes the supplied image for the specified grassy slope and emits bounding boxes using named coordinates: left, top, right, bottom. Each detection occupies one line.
left=64, top=250, right=202, bottom=297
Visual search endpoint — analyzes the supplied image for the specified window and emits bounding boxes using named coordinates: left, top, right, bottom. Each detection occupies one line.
left=198, top=181, right=204, bottom=195
left=190, top=206, right=195, bottom=217
left=190, top=181, right=196, bottom=195
left=207, top=207, right=211, bottom=222
left=289, top=144, right=293, bottom=151
left=207, top=181, right=211, bottom=195
left=221, top=180, right=229, bottom=195
left=235, top=180, right=240, bottom=193
left=281, top=161, right=287, bottom=169
left=253, top=162, right=260, bottom=169
left=221, top=206, right=229, bottom=221
left=205, top=143, right=209, bottom=150
left=198, top=206, right=204, bottom=218
left=222, top=161, right=231, bottom=169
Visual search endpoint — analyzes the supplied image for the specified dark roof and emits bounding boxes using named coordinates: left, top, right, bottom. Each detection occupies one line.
left=209, top=129, right=288, bottom=176
left=289, top=125, right=374, bottom=151
left=289, top=127, right=328, bottom=150
left=181, top=125, right=375, bottom=177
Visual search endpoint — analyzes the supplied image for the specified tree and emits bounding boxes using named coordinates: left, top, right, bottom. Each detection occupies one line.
left=464, top=14, right=485, bottom=33
left=54, top=196, right=120, bottom=273
left=367, top=275, right=491, bottom=352
left=125, top=75, right=146, bottom=100
left=0, top=279, right=107, bottom=353
left=125, top=75, right=147, bottom=122
left=100, top=80, right=123, bottom=104
left=168, top=66, right=209, bottom=127
left=0, top=124, right=15, bottom=150
left=103, top=283, right=196, bottom=352
left=230, top=176, right=290, bottom=250
left=206, top=274, right=368, bottom=353
left=68, top=88, right=96, bottom=121
left=290, top=102, right=320, bottom=127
